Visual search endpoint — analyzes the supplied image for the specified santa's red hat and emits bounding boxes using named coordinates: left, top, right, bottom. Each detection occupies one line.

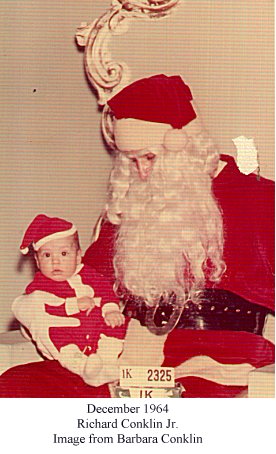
left=108, top=74, right=201, bottom=152
left=20, top=214, right=77, bottom=255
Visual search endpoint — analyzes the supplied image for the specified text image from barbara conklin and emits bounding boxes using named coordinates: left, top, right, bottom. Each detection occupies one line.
left=3, top=399, right=276, bottom=452
left=53, top=403, right=204, bottom=446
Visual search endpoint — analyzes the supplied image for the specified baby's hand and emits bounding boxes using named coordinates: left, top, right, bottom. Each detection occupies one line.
left=77, top=296, right=95, bottom=312
left=104, top=310, right=125, bottom=328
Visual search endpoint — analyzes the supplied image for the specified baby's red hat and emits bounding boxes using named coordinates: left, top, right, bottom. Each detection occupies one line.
left=20, top=214, right=77, bottom=254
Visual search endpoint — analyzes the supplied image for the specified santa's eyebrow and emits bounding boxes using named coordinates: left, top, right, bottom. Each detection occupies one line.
left=126, top=149, right=146, bottom=157
left=126, top=149, right=159, bottom=158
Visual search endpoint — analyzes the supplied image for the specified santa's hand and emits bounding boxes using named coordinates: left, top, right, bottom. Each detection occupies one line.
left=104, top=310, right=125, bottom=328
left=12, top=291, right=80, bottom=360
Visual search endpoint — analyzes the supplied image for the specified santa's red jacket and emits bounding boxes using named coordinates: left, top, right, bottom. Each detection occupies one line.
left=83, top=155, right=275, bottom=397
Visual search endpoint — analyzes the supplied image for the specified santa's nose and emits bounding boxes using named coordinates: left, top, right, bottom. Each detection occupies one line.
left=136, top=159, right=152, bottom=180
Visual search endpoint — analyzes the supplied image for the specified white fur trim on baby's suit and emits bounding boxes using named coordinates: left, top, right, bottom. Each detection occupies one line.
left=34, top=225, right=77, bottom=251
left=66, top=268, right=101, bottom=313
left=65, top=268, right=103, bottom=313
left=67, top=271, right=95, bottom=299
left=65, top=297, right=79, bottom=315
left=16, top=290, right=65, bottom=310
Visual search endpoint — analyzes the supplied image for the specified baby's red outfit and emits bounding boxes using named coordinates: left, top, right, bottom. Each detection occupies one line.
left=25, top=264, right=127, bottom=355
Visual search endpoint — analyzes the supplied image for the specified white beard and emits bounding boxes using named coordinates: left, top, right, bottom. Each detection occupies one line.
left=108, top=147, right=225, bottom=303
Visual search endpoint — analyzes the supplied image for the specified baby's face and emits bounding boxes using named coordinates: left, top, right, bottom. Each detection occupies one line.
left=35, top=235, right=82, bottom=282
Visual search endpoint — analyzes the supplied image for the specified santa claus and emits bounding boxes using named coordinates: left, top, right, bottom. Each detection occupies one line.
left=83, top=74, right=275, bottom=397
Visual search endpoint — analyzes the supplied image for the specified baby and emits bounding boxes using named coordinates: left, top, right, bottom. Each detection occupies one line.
left=18, top=214, right=128, bottom=386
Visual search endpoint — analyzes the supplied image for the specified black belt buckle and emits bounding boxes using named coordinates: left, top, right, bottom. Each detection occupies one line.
left=145, top=293, right=185, bottom=336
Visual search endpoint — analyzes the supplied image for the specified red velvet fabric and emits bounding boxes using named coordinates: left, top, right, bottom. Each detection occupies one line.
left=0, top=360, right=111, bottom=398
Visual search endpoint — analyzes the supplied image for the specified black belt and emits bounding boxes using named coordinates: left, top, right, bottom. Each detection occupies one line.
left=122, top=288, right=274, bottom=336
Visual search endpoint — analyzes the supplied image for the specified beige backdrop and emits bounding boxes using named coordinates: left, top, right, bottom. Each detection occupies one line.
left=0, top=0, right=274, bottom=333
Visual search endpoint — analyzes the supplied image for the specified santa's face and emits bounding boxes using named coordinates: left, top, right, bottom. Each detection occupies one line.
left=110, top=143, right=225, bottom=302
left=124, top=148, right=160, bottom=181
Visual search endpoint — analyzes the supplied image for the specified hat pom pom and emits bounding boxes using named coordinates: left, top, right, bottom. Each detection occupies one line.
left=20, top=246, right=29, bottom=255
left=163, top=129, right=188, bottom=152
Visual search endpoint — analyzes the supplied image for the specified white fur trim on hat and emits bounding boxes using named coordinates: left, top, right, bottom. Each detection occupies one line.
left=34, top=225, right=77, bottom=251
left=163, top=129, right=188, bottom=152
left=114, top=118, right=172, bottom=152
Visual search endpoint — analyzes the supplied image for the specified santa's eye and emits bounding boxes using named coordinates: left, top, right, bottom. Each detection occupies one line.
left=145, top=153, right=156, bottom=161
left=61, top=251, right=68, bottom=256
